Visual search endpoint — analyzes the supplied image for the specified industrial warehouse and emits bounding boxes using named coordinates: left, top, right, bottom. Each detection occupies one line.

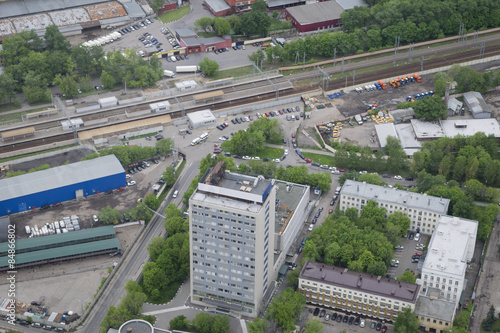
left=0, top=155, right=126, bottom=216
left=0, top=226, right=121, bottom=272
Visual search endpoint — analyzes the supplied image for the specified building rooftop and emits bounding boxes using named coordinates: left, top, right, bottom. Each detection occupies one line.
left=176, top=27, right=197, bottom=38
left=334, top=0, right=367, bottom=10
left=119, top=319, right=154, bottom=333
left=415, top=293, right=456, bottom=322
left=395, top=123, right=421, bottom=149
left=0, top=238, right=120, bottom=268
left=286, top=1, right=344, bottom=25
left=300, top=261, right=420, bottom=303
left=341, top=180, right=450, bottom=214
left=410, top=119, right=445, bottom=139
left=0, top=0, right=108, bottom=19
left=0, top=226, right=116, bottom=255
left=274, top=180, right=309, bottom=235
left=0, top=155, right=125, bottom=202
left=447, top=98, right=463, bottom=112
left=463, top=91, right=491, bottom=115
left=440, top=119, right=500, bottom=138
left=195, top=162, right=274, bottom=207
left=84, top=2, right=127, bottom=20
left=187, top=109, right=216, bottom=123
left=204, top=0, right=230, bottom=12
left=388, top=108, right=414, bottom=122
left=423, top=216, right=477, bottom=277
left=374, top=122, right=398, bottom=148
left=48, top=8, right=91, bottom=26
left=267, top=0, right=305, bottom=8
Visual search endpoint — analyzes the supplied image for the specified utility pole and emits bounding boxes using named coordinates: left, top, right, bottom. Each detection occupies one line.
left=341, top=56, right=344, bottom=77
left=420, top=56, right=424, bottom=71
left=352, top=70, right=355, bottom=86
left=393, top=36, right=400, bottom=65
left=333, top=48, right=336, bottom=67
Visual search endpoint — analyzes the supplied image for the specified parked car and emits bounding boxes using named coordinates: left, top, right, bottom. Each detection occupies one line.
left=313, top=308, right=320, bottom=316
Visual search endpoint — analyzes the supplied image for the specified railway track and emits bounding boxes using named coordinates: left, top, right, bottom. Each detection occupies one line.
left=2, top=39, right=500, bottom=156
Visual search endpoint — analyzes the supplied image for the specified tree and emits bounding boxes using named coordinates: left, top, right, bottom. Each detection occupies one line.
left=170, top=315, right=190, bottom=331
left=142, top=262, right=168, bottom=299
left=413, top=96, right=447, bottom=120
left=366, top=261, right=387, bottom=276
left=272, top=10, right=279, bottom=18
left=398, top=270, right=416, bottom=284
left=393, top=307, right=420, bottom=333
left=198, top=57, right=219, bottom=77
left=385, top=136, right=407, bottom=173
left=191, top=312, right=230, bottom=333
left=248, top=118, right=282, bottom=143
left=0, top=73, right=17, bottom=104
left=147, top=237, right=167, bottom=260
left=53, top=74, right=79, bottom=98
left=224, top=129, right=265, bottom=155
left=483, top=305, right=496, bottom=331
left=214, top=17, right=231, bottom=36
left=100, top=70, right=116, bottom=89
left=305, top=319, right=323, bottom=333
left=44, top=25, right=70, bottom=52
left=251, top=0, right=267, bottom=12
left=162, top=166, right=177, bottom=186
left=248, top=50, right=266, bottom=66
left=387, top=212, right=411, bottom=236
left=98, top=205, right=122, bottom=224
left=152, top=0, right=165, bottom=13
left=144, top=193, right=161, bottom=211
left=266, top=288, right=305, bottom=332
left=248, top=317, right=267, bottom=333
left=156, top=137, right=174, bottom=155
left=194, top=17, right=215, bottom=32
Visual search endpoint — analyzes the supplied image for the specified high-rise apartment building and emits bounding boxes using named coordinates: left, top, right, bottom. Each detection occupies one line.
left=189, top=162, right=310, bottom=317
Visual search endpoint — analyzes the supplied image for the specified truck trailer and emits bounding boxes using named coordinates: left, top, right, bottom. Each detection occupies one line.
left=176, top=65, right=200, bottom=73
left=163, top=70, right=175, bottom=78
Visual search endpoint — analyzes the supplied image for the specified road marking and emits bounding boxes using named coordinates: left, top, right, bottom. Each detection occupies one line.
left=143, top=305, right=188, bottom=315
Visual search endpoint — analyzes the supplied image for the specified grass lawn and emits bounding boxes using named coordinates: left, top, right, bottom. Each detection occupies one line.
left=302, top=152, right=335, bottom=166
left=481, top=318, right=500, bottom=333
left=210, top=66, right=255, bottom=80
left=0, top=111, right=27, bottom=123
left=0, top=103, right=21, bottom=114
left=254, top=146, right=284, bottom=159
left=158, top=5, right=190, bottom=23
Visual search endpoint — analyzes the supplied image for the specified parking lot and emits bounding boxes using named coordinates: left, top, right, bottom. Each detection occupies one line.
left=306, top=305, right=394, bottom=333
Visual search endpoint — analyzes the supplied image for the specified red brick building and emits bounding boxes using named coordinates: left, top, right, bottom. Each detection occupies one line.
left=204, top=0, right=231, bottom=16
left=285, top=1, right=344, bottom=33
left=158, top=0, right=178, bottom=13
left=176, top=28, right=232, bottom=54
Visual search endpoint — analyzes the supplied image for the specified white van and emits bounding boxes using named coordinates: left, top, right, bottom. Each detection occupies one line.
left=335, top=186, right=341, bottom=195
left=200, top=133, right=208, bottom=141
left=173, top=190, right=179, bottom=198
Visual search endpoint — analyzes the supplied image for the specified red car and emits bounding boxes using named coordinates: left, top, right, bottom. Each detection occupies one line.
left=223, top=122, right=228, bottom=127
left=329, top=209, right=333, bottom=214
left=381, top=326, right=387, bottom=333
left=52, top=202, right=62, bottom=207
left=265, top=112, right=270, bottom=117
left=339, top=168, right=347, bottom=172
left=248, top=116, right=253, bottom=121
left=116, top=187, right=125, bottom=192
left=305, top=158, right=312, bottom=163
left=278, top=110, right=284, bottom=115
left=291, top=133, right=296, bottom=138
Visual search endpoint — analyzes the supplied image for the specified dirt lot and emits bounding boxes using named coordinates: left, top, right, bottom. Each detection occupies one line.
left=9, top=147, right=94, bottom=172
left=0, top=223, right=141, bottom=314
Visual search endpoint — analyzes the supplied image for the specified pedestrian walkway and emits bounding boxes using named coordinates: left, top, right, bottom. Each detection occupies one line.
left=143, top=305, right=188, bottom=315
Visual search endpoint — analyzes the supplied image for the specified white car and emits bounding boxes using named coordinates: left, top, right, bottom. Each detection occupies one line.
left=219, top=136, right=227, bottom=141
left=126, top=174, right=131, bottom=179
left=93, top=215, right=99, bottom=223
left=308, top=224, right=314, bottom=231
left=127, top=180, right=136, bottom=186
left=360, top=319, right=365, bottom=328
left=252, top=156, right=260, bottom=160
left=391, top=259, right=400, bottom=264
left=273, top=159, right=280, bottom=163
left=242, top=156, right=251, bottom=160
left=414, top=233, right=421, bottom=241
left=395, top=245, right=404, bottom=250
left=394, top=175, right=403, bottom=180
left=284, top=149, right=288, bottom=155
left=359, top=170, right=367, bottom=174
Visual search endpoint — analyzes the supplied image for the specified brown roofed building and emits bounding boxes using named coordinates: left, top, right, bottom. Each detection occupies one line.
left=299, top=261, right=420, bottom=322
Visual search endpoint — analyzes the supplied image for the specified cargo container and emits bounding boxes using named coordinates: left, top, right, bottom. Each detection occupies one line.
left=163, top=70, right=175, bottom=78
left=176, top=65, right=200, bottom=73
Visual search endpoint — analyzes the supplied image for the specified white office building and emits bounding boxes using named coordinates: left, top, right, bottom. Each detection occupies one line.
left=339, top=180, right=450, bottom=234
left=419, top=215, right=477, bottom=304
left=189, top=161, right=310, bottom=317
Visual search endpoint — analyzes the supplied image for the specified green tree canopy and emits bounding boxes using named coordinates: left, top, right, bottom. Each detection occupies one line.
left=98, top=205, right=122, bottom=224
left=214, top=17, right=231, bottom=36
left=393, top=307, right=420, bottom=333
left=397, top=270, right=417, bottom=284
left=266, top=288, right=306, bottom=332
left=413, top=96, right=447, bottom=120
left=198, top=57, right=219, bottom=77
left=156, top=137, right=174, bottom=155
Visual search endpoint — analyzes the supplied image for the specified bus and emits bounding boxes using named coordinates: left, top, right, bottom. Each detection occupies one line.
left=191, top=138, right=201, bottom=146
